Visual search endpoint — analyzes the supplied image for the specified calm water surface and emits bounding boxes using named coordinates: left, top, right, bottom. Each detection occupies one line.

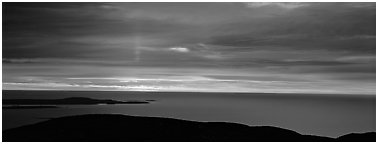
left=2, top=90, right=375, bottom=138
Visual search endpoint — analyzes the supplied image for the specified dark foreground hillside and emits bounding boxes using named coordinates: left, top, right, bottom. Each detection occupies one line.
left=3, top=114, right=375, bottom=142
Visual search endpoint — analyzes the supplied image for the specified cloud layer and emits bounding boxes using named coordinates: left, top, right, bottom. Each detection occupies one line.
left=3, top=2, right=376, bottom=94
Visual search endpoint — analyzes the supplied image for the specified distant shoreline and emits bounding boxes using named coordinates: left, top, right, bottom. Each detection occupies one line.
left=3, top=97, right=152, bottom=105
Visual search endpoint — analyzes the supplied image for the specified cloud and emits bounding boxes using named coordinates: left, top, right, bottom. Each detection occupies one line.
left=3, top=75, right=375, bottom=94
left=208, top=3, right=376, bottom=55
left=345, top=3, right=376, bottom=8
left=168, top=47, right=190, bottom=53
left=2, top=3, right=375, bottom=94
left=245, top=2, right=309, bottom=9
left=3, top=58, right=38, bottom=64
left=336, top=55, right=376, bottom=63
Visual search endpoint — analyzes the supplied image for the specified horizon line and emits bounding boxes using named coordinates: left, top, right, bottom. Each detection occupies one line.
left=2, top=89, right=376, bottom=96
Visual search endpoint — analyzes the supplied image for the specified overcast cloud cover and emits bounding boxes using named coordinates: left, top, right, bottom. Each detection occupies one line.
left=3, top=2, right=376, bottom=94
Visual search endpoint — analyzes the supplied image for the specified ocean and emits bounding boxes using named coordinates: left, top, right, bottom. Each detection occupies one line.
left=2, top=90, right=375, bottom=138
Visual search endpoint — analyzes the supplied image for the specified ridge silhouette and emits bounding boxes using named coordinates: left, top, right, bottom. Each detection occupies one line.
left=3, top=114, right=375, bottom=142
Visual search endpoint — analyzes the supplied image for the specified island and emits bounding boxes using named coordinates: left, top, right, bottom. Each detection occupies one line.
left=3, top=97, right=151, bottom=105
left=3, top=105, right=59, bottom=109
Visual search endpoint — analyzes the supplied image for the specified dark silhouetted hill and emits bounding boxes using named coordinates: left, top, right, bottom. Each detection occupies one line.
left=3, top=114, right=375, bottom=142
left=337, top=132, right=376, bottom=142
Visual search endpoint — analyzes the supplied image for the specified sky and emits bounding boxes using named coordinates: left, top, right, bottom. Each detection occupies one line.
left=2, top=2, right=376, bottom=94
